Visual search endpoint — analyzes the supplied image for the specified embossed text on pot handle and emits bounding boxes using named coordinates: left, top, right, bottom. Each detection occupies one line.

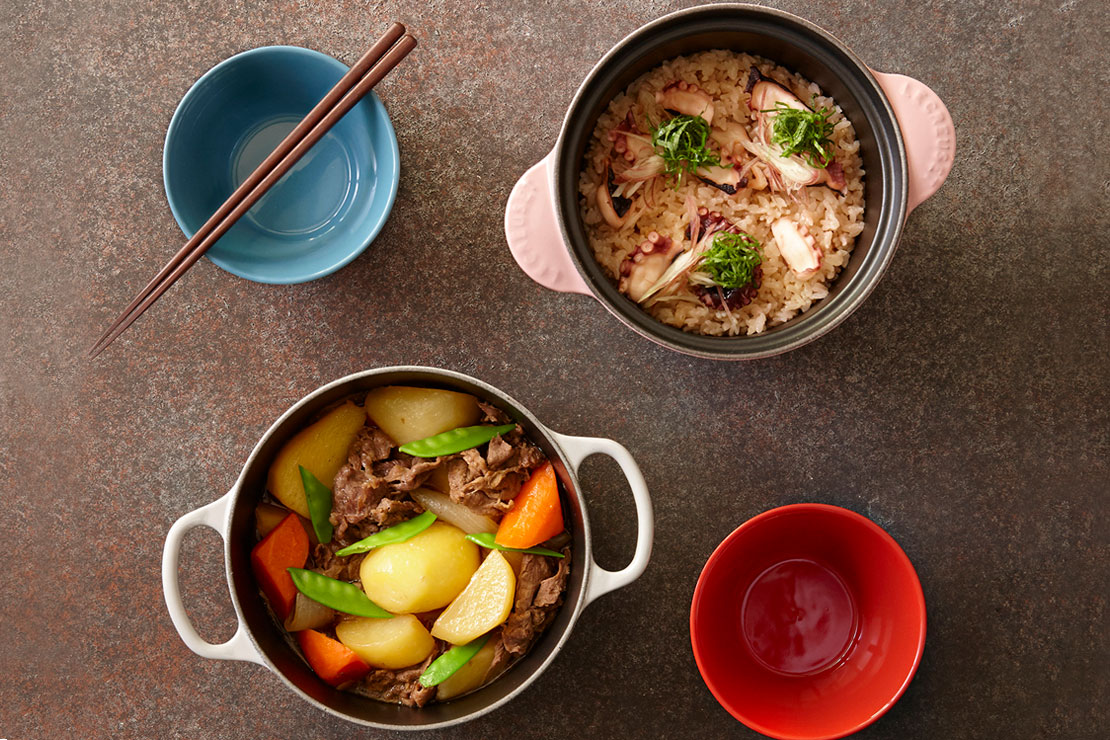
left=872, top=70, right=956, bottom=213
left=504, top=151, right=592, bottom=295
left=550, top=431, right=654, bottom=606
left=162, top=492, right=264, bottom=664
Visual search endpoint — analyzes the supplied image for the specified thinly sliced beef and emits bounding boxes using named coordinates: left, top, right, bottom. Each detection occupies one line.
left=486, top=435, right=515, bottom=467
left=445, top=437, right=545, bottom=518
left=358, top=652, right=437, bottom=707
left=535, top=555, right=571, bottom=607
left=501, top=549, right=571, bottom=656
left=312, top=541, right=364, bottom=582
left=477, top=400, right=510, bottom=424
left=330, top=426, right=437, bottom=543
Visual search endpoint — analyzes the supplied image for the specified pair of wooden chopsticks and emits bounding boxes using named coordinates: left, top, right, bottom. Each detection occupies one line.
left=89, top=24, right=416, bottom=359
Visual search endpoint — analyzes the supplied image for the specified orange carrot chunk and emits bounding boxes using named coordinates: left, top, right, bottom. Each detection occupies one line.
left=297, top=629, right=371, bottom=687
left=250, top=512, right=309, bottom=621
left=495, top=462, right=564, bottom=550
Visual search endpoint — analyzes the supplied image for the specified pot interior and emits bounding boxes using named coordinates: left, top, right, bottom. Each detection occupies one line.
left=226, top=369, right=588, bottom=727
left=555, top=5, right=907, bottom=358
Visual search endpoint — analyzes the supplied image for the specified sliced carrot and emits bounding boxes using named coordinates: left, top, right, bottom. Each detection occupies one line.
left=495, top=461, right=564, bottom=549
left=250, top=512, right=309, bottom=621
left=297, top=629, right=371, bottom=687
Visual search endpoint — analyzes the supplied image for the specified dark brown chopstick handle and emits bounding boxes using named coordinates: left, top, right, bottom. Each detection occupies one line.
left=90, top=24, right=406, bottom=355
left=89, top=33, right=417, bottom=358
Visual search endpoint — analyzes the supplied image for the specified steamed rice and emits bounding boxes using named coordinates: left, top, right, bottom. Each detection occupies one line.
left=578, top=50, right=865, bottom=336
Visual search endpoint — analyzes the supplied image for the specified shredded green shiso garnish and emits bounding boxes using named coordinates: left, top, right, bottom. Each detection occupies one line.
left=650, top=114, right=727, bottom=184
left=765, top=100, right=836, bottom=168
left=699, top=232, right=762, bottom=289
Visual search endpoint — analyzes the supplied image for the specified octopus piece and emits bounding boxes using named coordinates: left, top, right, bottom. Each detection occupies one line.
left=710, top=120, right=753, bottom=160
left=596, top=161, right=632, bottom=228
left=684, top=208, right=762, bottom=309
left=746, top=67, right=810, bottom=144
left=607, top=113, right=655, bottom=163
left=746, top=162, right=769, bottom=191
left=618, top=232, right=683, bottom=301
left=607, top=113, right=664, bottom=183
left=816, top=161, right=847, bottom=192
left=696, top=164, right=744, bottom=194
left=744, top=68, right=847, bottom=193
left=771, top=218, right=822, bottom=278
left=694, top=265, right=763, bottom=310
left=655, top=80, right=715, bottom=125
left=685, top=208, right=741, bottom=242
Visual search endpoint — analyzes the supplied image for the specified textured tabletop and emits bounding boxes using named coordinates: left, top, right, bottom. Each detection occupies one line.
left=1, top=1, right=1106, bottom=738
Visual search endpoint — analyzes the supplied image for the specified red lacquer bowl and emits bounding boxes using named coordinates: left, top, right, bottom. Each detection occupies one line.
left=690, top=504, right=926, bottom=739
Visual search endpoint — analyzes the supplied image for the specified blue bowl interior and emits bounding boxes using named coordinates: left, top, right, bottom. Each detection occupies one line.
left=163, top=46, right=399, bottom=284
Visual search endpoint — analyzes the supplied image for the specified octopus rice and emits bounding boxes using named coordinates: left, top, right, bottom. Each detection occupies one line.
left=578, top=50, right=866, bottom=336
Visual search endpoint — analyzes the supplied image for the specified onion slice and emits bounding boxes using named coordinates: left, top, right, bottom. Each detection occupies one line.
left=283, top=591, right=336, bottom=632
left=410, top=488, right=497, bottom=535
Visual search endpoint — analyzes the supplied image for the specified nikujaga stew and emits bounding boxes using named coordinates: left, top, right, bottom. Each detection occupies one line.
left=250, top=386, right=571, bottom=706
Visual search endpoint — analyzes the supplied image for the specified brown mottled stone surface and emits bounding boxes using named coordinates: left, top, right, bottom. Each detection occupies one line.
left=1, top=1, right=1106, bottom=738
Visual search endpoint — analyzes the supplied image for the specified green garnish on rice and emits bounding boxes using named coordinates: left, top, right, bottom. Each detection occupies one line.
left=765, top=99, right=836, bottom=168
left=650, top=114, right=728, bottom=184
left=699, top=232, right=762, bottom=289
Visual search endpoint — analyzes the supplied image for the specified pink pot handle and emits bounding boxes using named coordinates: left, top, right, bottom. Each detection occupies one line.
left=504, top=151, right=591, bottom=295
left=871, top=70, right=956, bottom=213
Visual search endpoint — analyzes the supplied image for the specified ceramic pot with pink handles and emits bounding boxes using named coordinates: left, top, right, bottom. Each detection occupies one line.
left=505, top=4, right=955, bottom=360
left=162, top=367, right=653, bottom=729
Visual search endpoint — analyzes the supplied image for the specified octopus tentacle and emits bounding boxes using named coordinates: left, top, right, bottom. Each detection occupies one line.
left=694, top=265, right=762, bottom=310
left=744, top=67, right=846, bottom=194
left=685, top=207, right=743, bottom=241
left=685, top=209, right=762, bottom=309
left=656, top=80, right=715, bottom=125
left=771, top=218, right=822, bottom=278
left=618, top=232, right=682, bottom=302
left=607, top=113, right=664, bottom=183
left=596, top=160, right=632, bottom=229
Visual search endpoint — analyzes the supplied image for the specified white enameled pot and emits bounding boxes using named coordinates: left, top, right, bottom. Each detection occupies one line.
left=162, top=366, right=653, bottom=728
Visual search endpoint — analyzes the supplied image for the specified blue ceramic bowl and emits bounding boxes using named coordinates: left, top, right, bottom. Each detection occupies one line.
left=163, top=46, right=400, bottom=284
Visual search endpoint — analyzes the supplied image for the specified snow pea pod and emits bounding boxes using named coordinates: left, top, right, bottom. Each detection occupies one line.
left=287, top=568, right=392, bottom=618
left=334, top=511, right=437, bottom=556
left=418, top=635, right=490, bottom=687
left=398, top=424, right=517, bottom=458
left=465, top=532, right=565, bottom=558
left=298, top=465, right=333, bottom=544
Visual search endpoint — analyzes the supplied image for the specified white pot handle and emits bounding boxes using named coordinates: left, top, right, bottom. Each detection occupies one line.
left=161, top=492, right=264, bottom=664
left=550, top=432, right=654, bottom=606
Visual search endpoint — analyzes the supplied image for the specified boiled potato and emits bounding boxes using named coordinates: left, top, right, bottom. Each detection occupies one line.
left=359, top=522, right=479, bottom=613
left=267, top=401, right=366, bottom=517
left=431, top=551, right=516, bottom=645
left=364, top=386, right=480, bottom=445
left=435, top=639, right=496, bottom=700
left=335, top=614, right=435, bottom=670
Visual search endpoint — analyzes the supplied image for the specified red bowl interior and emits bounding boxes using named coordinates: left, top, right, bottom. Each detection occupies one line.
left=690, top=504, right=925, bottom=740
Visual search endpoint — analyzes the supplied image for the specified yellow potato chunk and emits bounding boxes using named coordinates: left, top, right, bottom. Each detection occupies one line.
left=334, top=614, right=435, bottom=670
left=267, top=401, right=366, bottom=517
left=435, top=639, right=496, bottom=700
left=359, top=522, right=479, bottom=614
left=431, top=551, right=516, bottom=645
left=364, top=386, right=480, bottom=445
